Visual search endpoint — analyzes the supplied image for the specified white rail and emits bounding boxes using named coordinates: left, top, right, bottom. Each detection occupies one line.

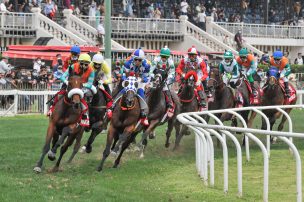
left=217, top=22, right=304, bottom=39
left=177, top=104, right=304, bottom=202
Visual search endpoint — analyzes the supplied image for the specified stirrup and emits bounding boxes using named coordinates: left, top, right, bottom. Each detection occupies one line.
left=167, top=107, right=174, bottom=118
left=140, top=117, right=149, bottom=126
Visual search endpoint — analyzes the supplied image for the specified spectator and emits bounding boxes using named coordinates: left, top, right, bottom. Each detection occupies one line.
left=234, top=29, right=244, bottom=51
left=127, top=0, right=134, bottom=17
left=294, top=53, right=303, bottom=65
left=97, top=20, right=105, bottom=46
left=89, top=1, right=97, bottom=26
left=0, top=56, right=11, bottom=74
left=153, top=7, right=161, bottom=19
left=53, top=64, right=63, bottom=81
left=147, top=3, right=154, bottom=18
left=180, top=0, right=189, bottom=16
left=0, top=69, right=6, bottom=85
left=211, top=7, right=218, bottom=22
left=197, top=9, right=207, bottom=31
left=294, top=1, right=301, bottom=19
left=240, top=0, right=248, bottom=22
left=33, top=57, right=43, bottom=73
left=43, top=0, right=55, bottom=19
left=0, top=0, right=8, bottom=12
left=52, top=54, right=62, bottom=72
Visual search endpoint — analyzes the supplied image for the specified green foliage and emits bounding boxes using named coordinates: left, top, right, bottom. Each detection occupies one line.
left=0, top=112, right=304, bottom=202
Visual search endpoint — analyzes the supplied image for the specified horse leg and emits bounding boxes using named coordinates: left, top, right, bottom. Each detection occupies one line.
left=33, top=123, right=56, bottom=173
left=173, top=122, right=181, bottom=150
left=110, top=134, right=119, bottom=154
left=48, top=126, right=72, bottom=161
left=113, top=133, right=136, bottom=168
left=67, top=128, right=84, bottom=163
left=174, top=123, right=186, bottom=151
left=138, top=120, right=159, bottom=157
left=247, top=111, right=257, bottom=128
left=51, top=131, right=77, bottom=173
left=112, top=125, right=134, bottom=154
left=97, top=125, right=116, bottom=172
left=165, top=118, right=175, bottom=148
left=83, top=127, right=103, bottom=154
left=48, top=132, right=59, bottom=161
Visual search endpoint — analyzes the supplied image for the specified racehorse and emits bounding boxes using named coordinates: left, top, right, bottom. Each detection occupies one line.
left=261, top=67, right=297, bottom=143
left=137, top=68, right=181, bottom=157
left=33, top=69, right=85, bottom=173
left=81, top=85, right=107, bottom=154
left=174, top=71, right=199, bottom=150
left=97, top=76, right=142, bottom=171
left=207, top=67, right=235, bottom=122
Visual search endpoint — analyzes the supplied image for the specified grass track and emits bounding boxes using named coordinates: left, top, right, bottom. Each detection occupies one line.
left=0, top=109, right=303, bottom=202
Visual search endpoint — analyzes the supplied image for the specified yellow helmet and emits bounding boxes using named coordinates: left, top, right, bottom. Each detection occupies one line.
left=78, top=53, right=91, bottom=63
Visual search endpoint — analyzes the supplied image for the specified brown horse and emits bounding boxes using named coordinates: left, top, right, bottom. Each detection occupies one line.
left=207, top=67, right=235, bottom=122
left=174, top=71, right=199, bottom=150
left=97, top=77, right=142, bottom=171
left=137, top=68, right=181, bottom=157
left=33, top=70, right=85, bottom=173
left=261, top=67, right=297, bottom=143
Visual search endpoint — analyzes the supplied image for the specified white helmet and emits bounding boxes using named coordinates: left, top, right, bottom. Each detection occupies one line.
left=92, top=53, right=104, bottom=64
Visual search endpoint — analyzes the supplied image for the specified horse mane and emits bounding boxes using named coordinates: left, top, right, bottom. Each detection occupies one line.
left=184, top=71, right=198, bottom=82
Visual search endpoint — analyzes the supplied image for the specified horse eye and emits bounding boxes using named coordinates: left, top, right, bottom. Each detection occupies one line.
left=122, top=81, right=129, bottom=87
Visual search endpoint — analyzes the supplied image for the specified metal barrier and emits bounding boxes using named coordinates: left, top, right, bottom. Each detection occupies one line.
left=216, top=22, right=304, bottom=39
left=177, top=105, right=304, bottom=202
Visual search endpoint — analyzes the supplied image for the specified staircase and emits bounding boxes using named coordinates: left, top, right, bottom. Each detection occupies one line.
left=206, top=17, right=263, bottom=56
left=31, top=8, right=86, bottom=46
left=63, top=9, right=126, bottom=50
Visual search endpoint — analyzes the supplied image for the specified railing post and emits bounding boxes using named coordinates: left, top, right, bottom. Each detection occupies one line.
left=13, top=90, right=18, bottom=115
left=179, top=15, right=188, bottom=35
left=206, top=16, right=213, bottom=34
left=31, top=7, right=41, bottom=29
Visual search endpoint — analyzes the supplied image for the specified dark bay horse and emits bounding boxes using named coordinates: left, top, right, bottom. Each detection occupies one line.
left=81, top=85, right=107, bottom=154
left=207, top=68, right=235, bottom=122
left=137, top=68, right=181, bottom=157
left=174, top=71, right=199, bottom=150
left=97, top=77, right=142, bottom=171
left=33, top=71, right=85, bottom=173
left=262, top=67, right=297, bottom=143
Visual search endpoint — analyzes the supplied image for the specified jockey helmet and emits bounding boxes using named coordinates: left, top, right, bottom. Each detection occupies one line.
left=187, top=46, right=198, bottom=55
left=273, top=51, right=283, bottom=60
left=239, top=48, right=248, bottom=57
left=133, top=48, right=145, bottom=60
left=70, top=45, right=81, bottom=55
left=78, top=53, right=91, bottom=63
left=223, top=50, right=233, bottom=65
left=92, top=53, right=104, bottom=64
left=160, top=46, right=171, bottom=57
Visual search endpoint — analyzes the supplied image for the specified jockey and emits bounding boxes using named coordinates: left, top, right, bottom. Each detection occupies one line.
left=269, top=51, right=291, bottom=97
left=236, top=48, right=258, bottom=96
left=91, top=53, right=113, bottom=118
left=219, top=50, right=240, bottom=85
left=63, top=45, right=81, bottom=71
left=150, top=46, right=175, bottom=116
left=48, top=53, right=95, bottom=127
left=176, top=46, right=208, bottom=110
left=109, top=48, right=150, bottom=126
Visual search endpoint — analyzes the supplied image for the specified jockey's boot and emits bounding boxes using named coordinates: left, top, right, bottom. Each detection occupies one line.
left=164, top=90, right=174, bottom=118
left=198, top=90, right=207, bottom=110
left=140, top=110, right=149, bottom=126
left=284, top=82, right=291, bottom=98
left=250, top=82, right=258, bottom=97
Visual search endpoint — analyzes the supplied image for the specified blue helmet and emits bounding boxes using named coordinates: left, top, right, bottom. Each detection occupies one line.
left=70, top=45, right=81, bottom=54
left=133, top=48, right=145, bottom=60
left=273, top=51, right=283, bottom=59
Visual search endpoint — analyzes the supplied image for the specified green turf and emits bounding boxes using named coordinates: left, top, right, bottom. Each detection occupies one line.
left=0, top=110, right=303, bottom=202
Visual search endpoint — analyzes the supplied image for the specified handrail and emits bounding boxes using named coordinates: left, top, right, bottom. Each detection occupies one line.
left=36, top=12, right=86, bottom=45
left=210, top=21, right=263, bottom=56
left=216, top=22, right=304, bottom=39
left=185, top=21, right=238, bottom=55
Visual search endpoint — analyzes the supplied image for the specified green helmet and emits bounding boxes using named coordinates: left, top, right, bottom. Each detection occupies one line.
left=224, top=51, right=233, bottom=59
left=239, top=48, right=248, bottom=57
left=160, top=46, right=171, bottom=57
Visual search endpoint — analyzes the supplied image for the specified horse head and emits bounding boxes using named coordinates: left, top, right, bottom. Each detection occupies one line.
left=207, top=67, right=221, bottom=97
left=122, top=76, right=139, bottom=108
left=67, top=74, right=83, bottom=110
left=152, top=68, right=166, bottom=89
left=184, top=71, right=197, bottom=87
left=267, top=67, right=280, bottom=86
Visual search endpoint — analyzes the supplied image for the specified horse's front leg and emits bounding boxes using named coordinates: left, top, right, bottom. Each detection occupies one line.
left=33, top=122, right=56, bottom=173
left=137, top=119, right=159, bottom=157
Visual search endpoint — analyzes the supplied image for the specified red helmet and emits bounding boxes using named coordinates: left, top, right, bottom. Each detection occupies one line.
left=187, top=46, right=198, bottom=55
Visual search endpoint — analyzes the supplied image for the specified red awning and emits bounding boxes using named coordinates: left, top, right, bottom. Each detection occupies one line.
left=6, top=45, right=100, bottom=52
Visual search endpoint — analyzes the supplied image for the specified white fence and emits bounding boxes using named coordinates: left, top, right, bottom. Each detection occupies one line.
left=216, top=22, right=304, bottom=39
left=177, top=104, right=304, bottom=202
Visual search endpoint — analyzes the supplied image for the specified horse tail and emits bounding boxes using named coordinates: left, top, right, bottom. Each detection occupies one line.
left=184, top=71, right=198, bottom=82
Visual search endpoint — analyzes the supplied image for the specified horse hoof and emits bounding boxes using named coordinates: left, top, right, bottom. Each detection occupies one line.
left=139, top=153, right=144, bottom=159
left=47, top=151, right=56, bottom=161
left=149, top=132, right=156, bottom=139
left=165, top=143, right=170, bottom=148
left=110, top=150, right=118, bottom=156
left=80, top=146, right=86, bottom=153
left=86, top=146, right=92, bottom=154
left=33, top=167, right=42, bottom=173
